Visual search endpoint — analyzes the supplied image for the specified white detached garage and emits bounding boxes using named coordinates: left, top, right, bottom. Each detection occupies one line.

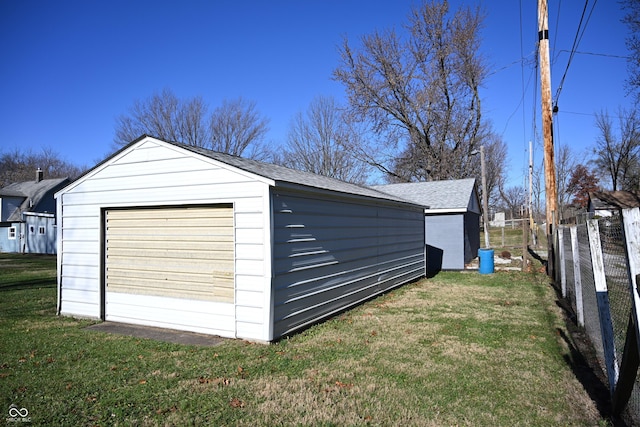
left=56, top=136, right=425, bottom=342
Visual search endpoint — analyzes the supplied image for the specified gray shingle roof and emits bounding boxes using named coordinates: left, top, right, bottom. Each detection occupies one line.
left=1, top=178, right=70, bottom=221
left=372, top=178, right=477, bottom=211
left=589, top=190, right=640, bottom=211
left=168, top=140, right=419, bottom=206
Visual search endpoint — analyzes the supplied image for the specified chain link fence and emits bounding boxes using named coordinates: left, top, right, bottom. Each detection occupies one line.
left=556, top=210, right=640, bottom=424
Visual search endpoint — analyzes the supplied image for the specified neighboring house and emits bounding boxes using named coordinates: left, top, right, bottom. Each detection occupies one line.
left=588, top=190, right=640, bottom=217
left=55, top=135, right=426, bottom=342
left=0, top=170, right=69, bottom=254
left=373, top=178, right=481, bottom=275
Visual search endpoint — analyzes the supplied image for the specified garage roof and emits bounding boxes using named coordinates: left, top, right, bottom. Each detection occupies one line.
left=372, top=179, right=478, bottom=213
left=174, top=141, right=412, bottom=203
left=59, top=135, right=420, bottom=208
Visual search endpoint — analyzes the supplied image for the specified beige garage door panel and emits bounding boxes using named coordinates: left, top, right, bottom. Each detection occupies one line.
left=106, top=205, right=234, bottom=303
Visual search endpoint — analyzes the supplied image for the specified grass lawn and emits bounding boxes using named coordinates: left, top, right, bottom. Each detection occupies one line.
left=0, top=253, right=607, bottom=426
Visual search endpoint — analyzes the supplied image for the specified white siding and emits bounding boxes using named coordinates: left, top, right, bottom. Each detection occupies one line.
left=57, top=138, right=271, bottom=340
left=271, top=190, right=425, bottom=339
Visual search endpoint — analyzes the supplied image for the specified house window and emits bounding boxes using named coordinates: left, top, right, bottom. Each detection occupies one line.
left=8, top=227, right=16, bottom=240
left=29, top=226, right=35, bottom=235
left=39, top=226, right=45, bottom=235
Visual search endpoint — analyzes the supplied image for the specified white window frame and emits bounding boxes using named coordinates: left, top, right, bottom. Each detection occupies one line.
left=38, top=226, right=45, bottom=235
left=8, top=227, right=16, bottom=240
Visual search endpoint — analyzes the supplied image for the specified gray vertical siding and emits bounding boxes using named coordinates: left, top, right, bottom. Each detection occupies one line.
left=271, top=190, right=425, bottom=338
left=24, top=215, right=57, bottom=254
left=425, top=214, right=464, bottom=270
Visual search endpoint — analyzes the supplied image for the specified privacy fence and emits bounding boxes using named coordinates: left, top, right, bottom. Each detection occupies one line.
left=556, top=207, right=640, bottom=423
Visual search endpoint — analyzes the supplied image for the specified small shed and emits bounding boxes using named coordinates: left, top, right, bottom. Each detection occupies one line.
left=373, top=179, right=481, bottom=275
left=588, top=190, right=640, bottom=217
left=0, top=171, right=69, bottom=254
left=56, top=136, right=425, bottom=342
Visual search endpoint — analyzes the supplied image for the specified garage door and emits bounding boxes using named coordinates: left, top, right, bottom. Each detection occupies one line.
left=105, top=205, right=235, bottom=304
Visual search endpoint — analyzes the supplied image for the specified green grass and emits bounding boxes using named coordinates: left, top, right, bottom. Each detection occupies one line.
left=0, top=253, right=606, bottom=426
left=487, top=223, right=547, bottom=252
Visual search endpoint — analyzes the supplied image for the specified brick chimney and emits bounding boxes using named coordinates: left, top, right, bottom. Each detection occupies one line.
left=36, top=168, right=43, bottom=182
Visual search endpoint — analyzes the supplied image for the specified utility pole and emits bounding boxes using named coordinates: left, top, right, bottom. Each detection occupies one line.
left=529, top=140, right=537, bottom=246
left=480, top=145, right=490, bottom=248
left=529, top=140, right=533, bottom=217
left=538, top=0, right=558, bottom=276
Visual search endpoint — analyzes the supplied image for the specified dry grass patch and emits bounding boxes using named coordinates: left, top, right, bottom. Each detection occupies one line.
left=0, top=254, right=608, bottom=426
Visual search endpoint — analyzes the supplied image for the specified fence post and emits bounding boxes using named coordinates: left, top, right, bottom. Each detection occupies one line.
left=586, top=219, right=619, bottom=395
left=522, top=217, right=529, bottom=272
left=622, top=207, right=640, bottom=359
left=570, top=226, right=584, bottom=326
left=612, top=207, right=640, bottom=414
left=558, top=226, right=567, bottom=298
left=622, top=208, right=640, bottom=324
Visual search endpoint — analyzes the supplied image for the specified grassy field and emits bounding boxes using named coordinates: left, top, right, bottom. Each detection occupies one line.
left=0, top=253, right=608, bottom=426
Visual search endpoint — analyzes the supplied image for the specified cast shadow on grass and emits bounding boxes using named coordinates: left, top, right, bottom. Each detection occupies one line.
left=554, top=307, right=630, bottom=426
left=0, top=279, right=56, bottom=292
left=527, top=246, right=547, bottom=268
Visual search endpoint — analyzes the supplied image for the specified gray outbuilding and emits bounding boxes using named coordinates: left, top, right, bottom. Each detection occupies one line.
left=0, top=170, right=69, bottom=254
left=374, top=179, right=481, bottom=275
left=55, top=136, right=426, bottom=342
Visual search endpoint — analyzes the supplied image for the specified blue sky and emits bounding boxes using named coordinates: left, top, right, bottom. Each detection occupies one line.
left=0, top=1, right=632, bottom=187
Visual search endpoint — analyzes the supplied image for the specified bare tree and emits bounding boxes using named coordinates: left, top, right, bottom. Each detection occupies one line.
left=114, top=88, right=209, bottom=148
left=277, top=96, right=369, bottom=184
left=209, top=97, right=270, bottom=157
left=333, top=0, right=488, bottom=182
left=592, top=108, right=640, bottom=190
left=555, top=144, right=578, bottom=220
left=0, top=147, right=85, bottom=187
left=482, top=133, right=508, bottom=211
left=623, top=0, right=640, bottom=101
left=114, top=90, right=270, bottom=159
left=498, top=185, right=526, bottom=220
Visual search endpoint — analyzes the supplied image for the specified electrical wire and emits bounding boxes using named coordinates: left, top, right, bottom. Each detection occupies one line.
left=520, top=0, right=528, bottom=181
left=553, top=0, right=599, bottom=110
left=552, top=0, right=562, bottom=64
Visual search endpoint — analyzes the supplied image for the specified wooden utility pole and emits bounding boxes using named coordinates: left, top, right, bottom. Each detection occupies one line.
left=538, top=0, right=558, bottom=276
left=480, top=145, right=490, bottom=249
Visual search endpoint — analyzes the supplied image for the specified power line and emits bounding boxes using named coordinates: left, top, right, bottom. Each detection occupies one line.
left=520, top=0, right=529, bottom=179
left=556, top=49, right=630, bottom=60
left=553, top=0, right=598, bottom=110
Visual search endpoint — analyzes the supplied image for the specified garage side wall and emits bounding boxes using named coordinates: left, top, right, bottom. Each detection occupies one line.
left=57, top=140, right=271, bottom=340
left=271, top=190, right=425, bottom=339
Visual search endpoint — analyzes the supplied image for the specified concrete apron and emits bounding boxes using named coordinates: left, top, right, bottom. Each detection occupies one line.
left=86, top=322, right=225, bottom=347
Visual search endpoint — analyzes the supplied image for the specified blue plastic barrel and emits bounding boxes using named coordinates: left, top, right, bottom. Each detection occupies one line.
left=478, top=248, right=495, bottom=274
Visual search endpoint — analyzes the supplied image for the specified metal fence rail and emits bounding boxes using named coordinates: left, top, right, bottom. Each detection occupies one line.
left=556, top=208, right=640, bottom=424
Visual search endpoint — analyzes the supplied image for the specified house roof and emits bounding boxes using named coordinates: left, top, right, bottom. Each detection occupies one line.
left=372, top=178, right=478, bottom=212
left=0, top=177, right=70, bottom=221
left=58, top=136, right=421, bottom=209
left=589, top=190, right=640, bottom=211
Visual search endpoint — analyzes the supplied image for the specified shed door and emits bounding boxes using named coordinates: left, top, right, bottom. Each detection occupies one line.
left=105, top=205, right=235, bottom=308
